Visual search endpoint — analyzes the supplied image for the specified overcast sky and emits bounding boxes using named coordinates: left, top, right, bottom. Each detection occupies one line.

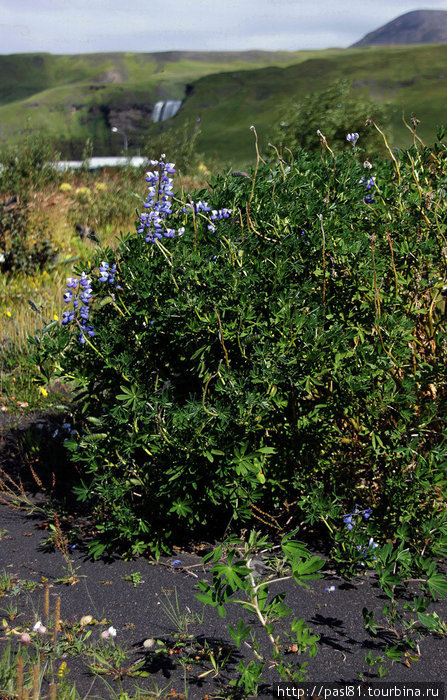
left=1, top=0, right=447, bottom=54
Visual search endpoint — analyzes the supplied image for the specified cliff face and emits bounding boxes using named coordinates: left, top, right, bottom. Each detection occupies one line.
left=351, top=10, right=447, bottom=47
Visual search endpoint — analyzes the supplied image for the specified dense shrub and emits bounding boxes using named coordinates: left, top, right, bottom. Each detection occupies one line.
left=0, top=132, right=60, bottom=199
left=35, top=132, right=447, bottom=561
left=274, top=79, right=392, bottom=155
left=0, top=197, right=57, bottom=274
left=66, top=178, right=142, bottom=236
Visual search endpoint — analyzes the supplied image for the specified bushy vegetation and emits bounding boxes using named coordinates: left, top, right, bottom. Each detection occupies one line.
left=0, top=197, right=58, bottom=275
left=0, top=122, right=446, bottom=697
left=274, top=79, right=392, bottom=154
left=33, top=125, right=447, bottom=573
left=0, top=132, right=61, bottom=198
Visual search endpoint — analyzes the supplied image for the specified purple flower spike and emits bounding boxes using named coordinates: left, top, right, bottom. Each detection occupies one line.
left=62, top=272, right=95, bottom=343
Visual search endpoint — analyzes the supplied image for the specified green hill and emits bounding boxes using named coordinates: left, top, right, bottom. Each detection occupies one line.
left=1, top=46, right=447, bottom=166
left=167, top=43, right=447, bottom=165
left=0, top=50, right=326, bottom=158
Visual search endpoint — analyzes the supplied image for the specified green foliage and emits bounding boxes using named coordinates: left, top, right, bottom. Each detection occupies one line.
left=196, top=530, right=323, bottom=691
left=0, top=197, right=58, bottom=274
left=35, top=130, right=447, bottom=569
left=274, top=79, right=392, bottom=154
left=361, top=537, right=447, bottom=677
left=66, top=179, right=141, bottom=236
left=144, top=119, right=204, bottom=174
left=0, top=131, right=60, bottom=199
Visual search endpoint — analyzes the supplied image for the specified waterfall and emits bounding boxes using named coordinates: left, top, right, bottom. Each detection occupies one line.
left=152, top=100, right=182, bottom=123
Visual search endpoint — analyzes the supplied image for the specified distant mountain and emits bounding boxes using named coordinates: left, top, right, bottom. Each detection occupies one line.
left=352, top=10, right=447, bottom=47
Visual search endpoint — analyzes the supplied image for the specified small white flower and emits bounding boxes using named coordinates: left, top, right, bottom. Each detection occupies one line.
left=33, top=621, right=47, bottom=634
left=107, top=626, right=117, bottom=637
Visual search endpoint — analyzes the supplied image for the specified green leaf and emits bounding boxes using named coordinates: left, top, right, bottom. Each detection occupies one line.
left=97, top=296, right=115, bottom=309
left=81, top=433, right=107, bottom=442
left=426, top=572, right=447, bottom=600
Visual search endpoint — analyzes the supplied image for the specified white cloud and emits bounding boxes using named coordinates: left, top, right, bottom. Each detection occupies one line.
left=0, top=0, right=446, bottom=54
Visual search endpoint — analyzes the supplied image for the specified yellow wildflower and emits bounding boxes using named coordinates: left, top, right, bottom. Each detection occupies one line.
left=57, top=661, right=68, bottom=679
left=75, top=187, right=91, bottom=198
left=39, top=387, right=48, bottom=397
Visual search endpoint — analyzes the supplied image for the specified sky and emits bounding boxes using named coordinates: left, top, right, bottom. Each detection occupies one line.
left=1, top=0, right=447, bottom=54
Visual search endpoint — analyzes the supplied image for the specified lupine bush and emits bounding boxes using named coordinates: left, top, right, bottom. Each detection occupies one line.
left=34, top=131, right=447, bottom=563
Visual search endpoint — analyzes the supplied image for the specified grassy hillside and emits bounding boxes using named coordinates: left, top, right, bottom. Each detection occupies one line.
left=1, top=45, right=447, bottom=165
left=0, top=50, right=328, bottom=157
left=162, top=43, right=447, bottom=166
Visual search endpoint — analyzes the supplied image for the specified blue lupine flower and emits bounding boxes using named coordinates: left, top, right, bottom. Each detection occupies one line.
left=360, top=177, right=375, bottom=191
left=363, top=194, right=374, bottom=204
left=346, top=132, right=359, bottom=145
left=99, top=261, right=110, bottom=281
left=343, top=504, right=372, bottom=530
left=62, top=272, right=94, bottom=344
left=171, top=559, right=182, bottom=566
left=99, top=261, right=117, bottom=284
left=140, top=158, right=232, bottom=244
left=356, top=536, right=378, bottom=565
left=344, top=515, right=354, bottom=530
left=139, top=157, right=187, bottom=243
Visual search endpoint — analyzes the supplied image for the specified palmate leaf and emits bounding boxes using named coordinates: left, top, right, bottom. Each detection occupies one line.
left=291, top=556, right=325, bottom=587
left=228, top=619, right=251, bottom=647
left=417, top=612, right=443, bottom=630
left=425, top=572, right=447, bottom=600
